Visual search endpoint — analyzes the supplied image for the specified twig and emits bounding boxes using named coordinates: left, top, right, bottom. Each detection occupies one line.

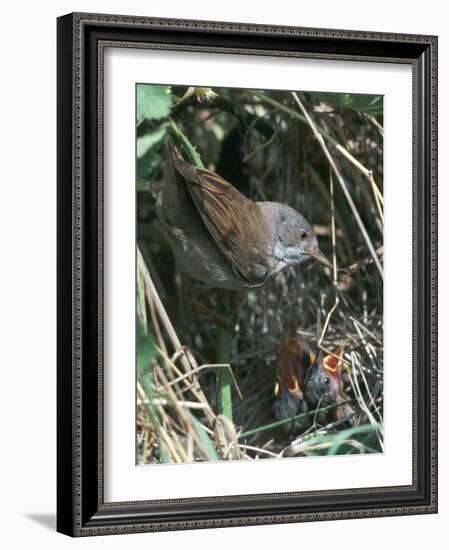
left=162, top=360, right=243, bottom=401
left=348, top=353, right=384, bottom=451
left=138, top=398, right=211, bottom=410
left=346, top=246, right=384, bottom=274
left=349, top=316, right=382, bottom=345
left=238, top=444, right=279, bottom=458
left=172, top=86, right=195, bottom=109
left=137, top=247, right=216, bottom=424
left=255, top=90, right=384, bottom=224
left=318, top=171, right=340, bottom=348
left=291, top=92, right=383, bottom=279
left=167, top=118, right=204, bottom=167
left=335, top=143, right=384, bottom=212
left=239, top=400, right=354, bottom=439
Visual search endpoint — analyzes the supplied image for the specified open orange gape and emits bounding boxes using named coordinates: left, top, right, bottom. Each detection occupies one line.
left=274, top=338, right=356, bottom=434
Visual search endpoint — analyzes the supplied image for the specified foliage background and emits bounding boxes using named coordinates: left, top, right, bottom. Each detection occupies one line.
left=136, top=84, right=384, bottom=464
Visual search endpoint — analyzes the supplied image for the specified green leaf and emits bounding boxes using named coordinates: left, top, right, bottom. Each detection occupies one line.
left=137, top=126, right=166, bottom=179
left=190, top=414, right=219, bottom=461
left=137, top=323, right=170, bottom=463
left=137, top=322, right=157, bottom=377
left=216, top=289, right=232, bottom=421
left=137, top=85, right=172, bottom=121
left=313, top=93, right=383, bottom=115
left=327, top=423, right=383, bottom=455
left=137, top=127, right=167, bottom=158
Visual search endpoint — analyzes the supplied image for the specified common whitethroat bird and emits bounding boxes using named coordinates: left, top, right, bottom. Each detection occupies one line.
left=157, top=138, right=332, bottom=290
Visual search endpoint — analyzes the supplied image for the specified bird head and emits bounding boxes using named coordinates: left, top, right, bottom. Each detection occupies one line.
left=272, top=206, right=332, bottom=270
left=304, top=350, right=344, bottom=407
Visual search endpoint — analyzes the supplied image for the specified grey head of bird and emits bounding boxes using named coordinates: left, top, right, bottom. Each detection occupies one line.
left=259, top=201, right=332, bottom=271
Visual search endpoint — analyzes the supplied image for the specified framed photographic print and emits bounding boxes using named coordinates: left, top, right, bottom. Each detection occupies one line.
left=57, top=12, right=438, bottom=536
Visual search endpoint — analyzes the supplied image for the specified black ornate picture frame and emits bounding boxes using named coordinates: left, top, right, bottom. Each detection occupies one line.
left=57, top=12, right=438, bottom=536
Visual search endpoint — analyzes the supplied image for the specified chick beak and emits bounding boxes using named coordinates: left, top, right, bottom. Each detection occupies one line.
left=307, top=248, right=333, bottom=270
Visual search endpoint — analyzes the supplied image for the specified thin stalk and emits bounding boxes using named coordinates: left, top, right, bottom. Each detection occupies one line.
left=254, top=91, right=384, bottom=206
left=291, top=92, right=383, bottom=279
left=167, top=118, right=204, bottom=168
left=137, top=247, right=216, bottom=425
left=216, top=289, right=233, bottom=421
left=318, top=172, right=339, bottom=346
left=239, top=400, right=354, bottom=439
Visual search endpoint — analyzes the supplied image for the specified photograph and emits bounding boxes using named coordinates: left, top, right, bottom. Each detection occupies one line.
left=135, top=83, right=384, bottom=465
left=55, top=10, right=437, bottom=536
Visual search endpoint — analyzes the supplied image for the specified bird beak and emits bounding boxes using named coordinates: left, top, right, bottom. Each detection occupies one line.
left=307, top=248, right=333, bottom=270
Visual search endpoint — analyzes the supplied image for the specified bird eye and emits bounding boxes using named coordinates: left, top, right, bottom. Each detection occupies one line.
left=300, top=230, right=308, bottom=241
left=323, top=377, right=330, bottom=386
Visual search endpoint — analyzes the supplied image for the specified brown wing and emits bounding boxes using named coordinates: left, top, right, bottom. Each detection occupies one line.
left=168, top=140, right=270, bottom=286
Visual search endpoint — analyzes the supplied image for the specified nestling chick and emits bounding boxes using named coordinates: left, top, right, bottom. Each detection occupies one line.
left=273, top=338, right=315, bottom=434
left=303, top=351, right=355, bottom=425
